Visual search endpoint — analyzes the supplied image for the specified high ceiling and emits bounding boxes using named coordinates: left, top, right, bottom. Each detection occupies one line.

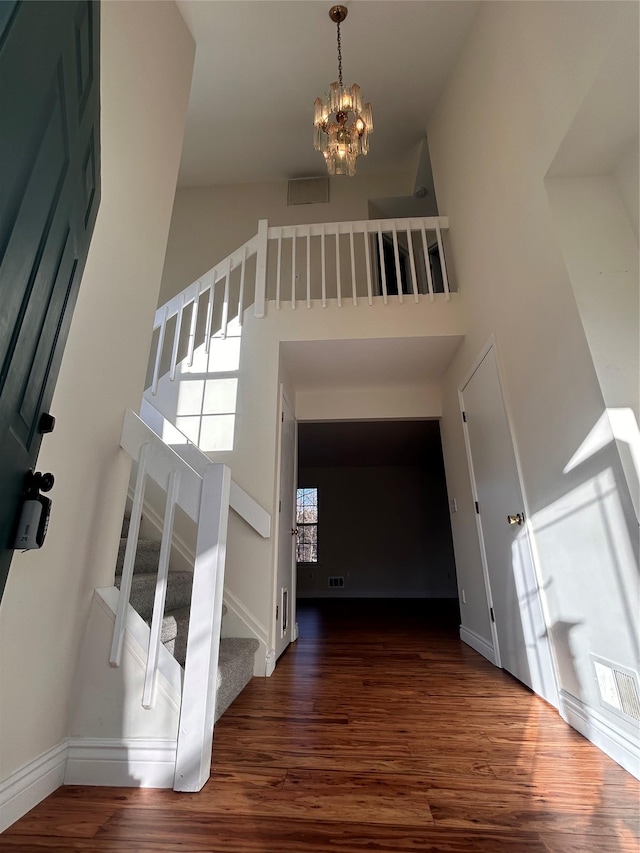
left=176, top=1, right=479, bottom=187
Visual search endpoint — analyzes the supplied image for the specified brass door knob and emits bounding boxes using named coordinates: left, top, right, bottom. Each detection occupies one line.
left=507, top=513, right=525, bottom=526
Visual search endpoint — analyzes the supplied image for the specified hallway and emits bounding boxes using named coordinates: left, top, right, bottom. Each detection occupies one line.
left=2, top=599, right=638, bottom=851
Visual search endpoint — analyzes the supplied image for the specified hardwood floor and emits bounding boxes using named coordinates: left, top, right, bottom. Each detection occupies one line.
left=2, top=598, right=639, bottom=852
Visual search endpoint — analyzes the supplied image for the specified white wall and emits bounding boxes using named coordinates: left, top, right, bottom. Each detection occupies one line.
left=0, top=1, right=194, bottom=785
left=296, top=384, right=442, bottom=422
left=297, top=463, right=457, bottom=599
left=147, top=297, right=466, bottom=655
left=546, top=175, right=639, bottom=421
left=546, top=173, right=640, bottom=521
left=158, top=170, right=414, bottom=305
left=614, top=141, right=640, bottom=240
left=429, top=0, right=639, bottom=764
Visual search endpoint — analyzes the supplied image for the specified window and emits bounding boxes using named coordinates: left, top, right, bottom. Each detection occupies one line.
left=296, top=487, right=318, bottom=563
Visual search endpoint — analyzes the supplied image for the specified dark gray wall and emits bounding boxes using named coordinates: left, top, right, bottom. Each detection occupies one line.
left=297, top=421, right=458, bottom=598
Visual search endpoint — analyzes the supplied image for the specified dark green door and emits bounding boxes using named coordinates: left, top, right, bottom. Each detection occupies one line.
left=0, top=1, right=100, bottom=601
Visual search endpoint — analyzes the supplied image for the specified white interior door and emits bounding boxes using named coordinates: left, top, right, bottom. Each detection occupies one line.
left=461, top=344, right=558, bottom=705
left=274, top=390, right=296, bottom=659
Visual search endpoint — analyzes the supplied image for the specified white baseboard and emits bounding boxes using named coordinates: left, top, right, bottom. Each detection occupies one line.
left=265, top=649, right=276, bottom=677
left=0, top=740, right=67, bottom=833
left=65, top=738, right=178, bottom=788
left=459, top=625, right=498, bottom=665
left=559, top=690, right=640, bottom=780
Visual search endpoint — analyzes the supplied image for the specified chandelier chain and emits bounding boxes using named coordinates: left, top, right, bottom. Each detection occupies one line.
left=336, top=20, right=343, bottom=89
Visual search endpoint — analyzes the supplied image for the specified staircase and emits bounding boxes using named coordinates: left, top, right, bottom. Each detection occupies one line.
left=100, top=214, right=453, bottom=794
left=115, top=511, right=258, bottom=722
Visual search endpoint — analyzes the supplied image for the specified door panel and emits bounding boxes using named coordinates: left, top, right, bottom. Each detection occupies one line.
left=461, top=346, right=557, bottom=704
left=275, top=393, right=296, bottom=659
left=0, top=1, right=100, bottom=600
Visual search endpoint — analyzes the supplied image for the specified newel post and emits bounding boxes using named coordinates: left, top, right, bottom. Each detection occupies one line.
left=254, top=218, right=268, bottom=319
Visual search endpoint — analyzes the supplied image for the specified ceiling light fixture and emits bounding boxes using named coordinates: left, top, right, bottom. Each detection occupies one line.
left=313, top=5, right=373, bottom=177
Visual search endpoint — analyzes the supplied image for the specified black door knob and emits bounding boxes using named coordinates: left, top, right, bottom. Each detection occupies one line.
left=38, top=413, right=56, bottom=434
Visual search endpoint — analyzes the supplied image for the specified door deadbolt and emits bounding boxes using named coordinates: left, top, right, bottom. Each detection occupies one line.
left=507, top=513, right=525, bottom=526
left=291, top=528, right=299, bottom=536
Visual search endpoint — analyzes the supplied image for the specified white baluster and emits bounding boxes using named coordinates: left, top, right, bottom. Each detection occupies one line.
left=143, top=467, right=180, bottom=709
left=435, top=222, right=451, bottom=301
left=110, top=442, right=149, bottom=668
left=151, top=306, right=168, bottom=395
left=204, top=271, right=215, bottom=354
left=420, top=225, right=435, bottom=302
left=363, top=226, right=373, bottom=305
left=170, top=296, right=185, bottom=381
left=186, top=297, right=199, bottom=368
left=237, top=244, right=247, bottom=325
left=377, top=224, right=388, bottom=304
left=349, top=223, right=357, bottom=306
left=406, top=226, right=419, bottom=303
left=391, top=222, right=403, bottom=304
left=221, top=262, right=230, bottom=338
left=253, top=219, right=268, bottom=319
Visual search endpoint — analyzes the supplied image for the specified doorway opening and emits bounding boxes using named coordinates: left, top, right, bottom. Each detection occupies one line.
left=295, top=419, right=459, bottom=627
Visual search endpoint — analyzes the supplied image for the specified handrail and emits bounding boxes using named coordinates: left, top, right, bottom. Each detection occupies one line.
left=115, top=408, right=230, bottom=792
left=148, top=214, right=452, bottom=398
left=139, top=399, right=271, bottom=538
left=150, top=234, right=259, bottom=394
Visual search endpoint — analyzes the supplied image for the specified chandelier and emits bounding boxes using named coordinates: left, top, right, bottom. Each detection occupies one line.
left=313, top=5, right=373, bottom=177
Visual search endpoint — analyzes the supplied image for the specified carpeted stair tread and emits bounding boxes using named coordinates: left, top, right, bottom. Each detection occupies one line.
left=215, top=637, right=259, bottom=721
left=116, top=538, right=161, bottom=576
left=114, top=571, right=193, bottom=620
left=161, top=606, right=191, bottom=665
left=115, top=512, right=256, bottom=721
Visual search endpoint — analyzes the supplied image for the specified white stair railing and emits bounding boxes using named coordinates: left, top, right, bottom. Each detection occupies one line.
left=139, top=398, right=271, bottom=538
left=114, top=408, right=232, bottom=792
left=267, top=216, right=451, bottom=310
left=147, top=215, right=451, bottom=398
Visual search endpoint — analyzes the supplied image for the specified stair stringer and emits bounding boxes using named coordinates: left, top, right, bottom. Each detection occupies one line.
left=65, top=587, right=181, bottom=788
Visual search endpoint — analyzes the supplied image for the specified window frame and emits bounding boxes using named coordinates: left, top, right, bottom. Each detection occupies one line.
left=296, top=486, right=318, bottom=564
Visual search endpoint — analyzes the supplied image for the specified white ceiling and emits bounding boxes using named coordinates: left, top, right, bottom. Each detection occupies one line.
left=176, top=1, right=479, bottom=186
left=281, top=335, right=463, bottom=391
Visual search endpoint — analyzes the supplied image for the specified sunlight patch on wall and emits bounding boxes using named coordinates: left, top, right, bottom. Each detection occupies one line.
left=531, top=467, right=639, bottom=706
left=564, top=407, right=639, bottom=521
left=183, top=326, right=241, bottom=375
left=170, top=322, right=241, bottom=452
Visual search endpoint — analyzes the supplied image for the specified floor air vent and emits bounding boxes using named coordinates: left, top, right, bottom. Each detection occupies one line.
left=328, top=576, right=344, bottom=588
left=593, top=657, right=640, bottom=722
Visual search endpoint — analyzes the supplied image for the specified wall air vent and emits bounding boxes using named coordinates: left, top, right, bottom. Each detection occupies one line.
left=287, top=177, right=329, bottom=206
left=592, top=656, right=640, bottom=722
left=328, top=576, right=344, bottom=588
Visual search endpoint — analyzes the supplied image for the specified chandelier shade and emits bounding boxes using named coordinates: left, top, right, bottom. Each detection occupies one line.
left=313, top=6, right=373, bottom=177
